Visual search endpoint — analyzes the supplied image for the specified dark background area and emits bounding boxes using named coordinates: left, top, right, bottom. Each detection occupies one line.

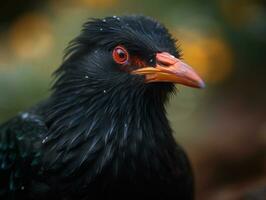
left=0, top=0, right=265, bottom=199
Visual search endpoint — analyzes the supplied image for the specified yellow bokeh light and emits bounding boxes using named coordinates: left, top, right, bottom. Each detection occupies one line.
left=175, top=29, right=233, bottom=84
left=9, top=13, right=53, bottom=60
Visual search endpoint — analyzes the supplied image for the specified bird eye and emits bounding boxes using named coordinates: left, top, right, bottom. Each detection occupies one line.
left=112, top=46, right=129, bottom=64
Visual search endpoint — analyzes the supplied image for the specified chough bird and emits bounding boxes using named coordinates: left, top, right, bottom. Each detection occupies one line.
left=0, top=15, right=204, bottom=200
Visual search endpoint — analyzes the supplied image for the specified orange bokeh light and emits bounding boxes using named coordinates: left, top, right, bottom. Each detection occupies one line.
left=9, top=13, right=53, bottom=60
left=175, top=29, right=233, bottom=84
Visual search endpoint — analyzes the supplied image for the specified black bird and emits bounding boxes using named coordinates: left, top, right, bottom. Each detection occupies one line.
left=0, top=15, right=204, bottom=200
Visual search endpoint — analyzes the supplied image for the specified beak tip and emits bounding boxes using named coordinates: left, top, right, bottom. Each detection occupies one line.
left=198, top=80, right=206, bottom=89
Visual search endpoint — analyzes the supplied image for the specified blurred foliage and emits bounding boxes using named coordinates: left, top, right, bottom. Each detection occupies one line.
left=0, top=0, right=265, bottom=199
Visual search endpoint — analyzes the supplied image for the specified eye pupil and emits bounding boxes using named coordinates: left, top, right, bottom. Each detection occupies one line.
left=117, top=49, right=126, bottom=58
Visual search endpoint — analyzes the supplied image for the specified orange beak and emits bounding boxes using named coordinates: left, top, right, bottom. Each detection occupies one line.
left=132, top=52, right=205, bottom=88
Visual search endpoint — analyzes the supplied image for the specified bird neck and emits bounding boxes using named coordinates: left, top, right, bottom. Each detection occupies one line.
left=43, top=82, right=178, bottom=179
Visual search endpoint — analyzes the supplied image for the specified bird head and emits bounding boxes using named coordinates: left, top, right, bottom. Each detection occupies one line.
left=53, top=15, right=204, bottom=103
left=45, top=16, right=205, bottom=177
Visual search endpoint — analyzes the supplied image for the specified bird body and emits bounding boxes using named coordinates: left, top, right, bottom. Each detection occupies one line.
left=0, top=15, right=203, bottom=199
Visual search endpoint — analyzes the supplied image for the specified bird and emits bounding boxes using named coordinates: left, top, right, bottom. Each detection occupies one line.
left=0, top=15, right=204, bottom=200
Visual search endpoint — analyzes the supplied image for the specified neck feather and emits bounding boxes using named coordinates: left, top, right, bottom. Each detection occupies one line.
left=42, top=77, right=178, bottom=181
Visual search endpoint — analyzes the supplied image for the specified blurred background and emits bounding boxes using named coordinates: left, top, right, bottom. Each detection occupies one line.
left=0, top=0, right=265, bottom=199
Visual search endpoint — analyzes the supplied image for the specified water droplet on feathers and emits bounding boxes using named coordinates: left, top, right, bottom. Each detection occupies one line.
left=21, top=113, right=29, bottom=119
left=42, top=136, right=48, bottom=144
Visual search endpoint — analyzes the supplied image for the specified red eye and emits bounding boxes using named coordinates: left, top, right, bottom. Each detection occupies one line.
left=112, top=46, right=129, bottom=64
